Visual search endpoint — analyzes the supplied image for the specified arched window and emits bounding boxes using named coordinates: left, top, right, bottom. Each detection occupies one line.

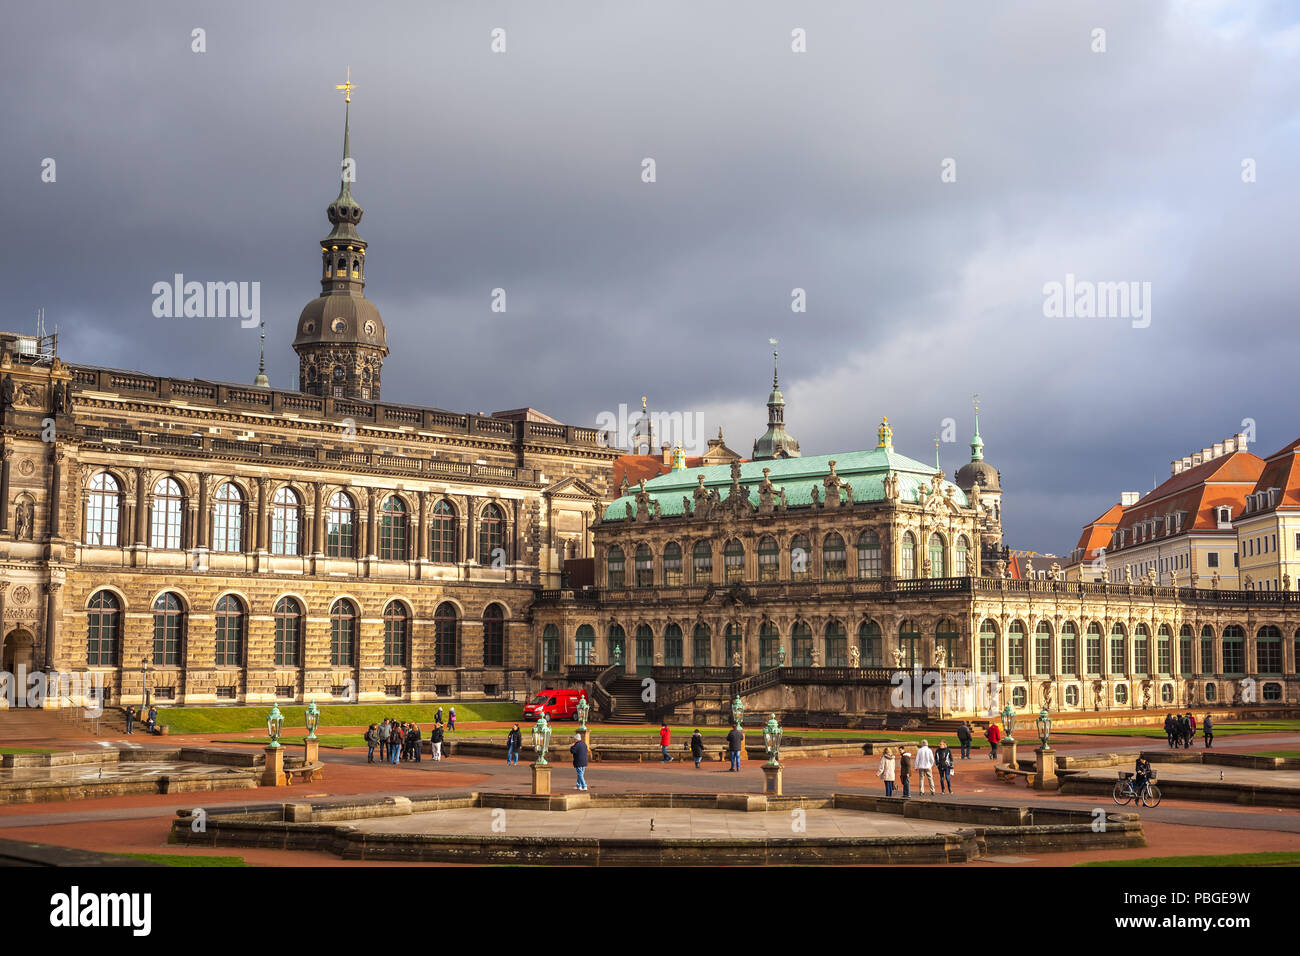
left=1109, top=623, right=1127, bottom=675
left=270, top=487, right=301, bottom=555
left=978, top=619, right=998, bottom=674
left=384, top=601, right=410, bottom=667
left=330, top=599, right=357, bottom=666
left=1179, top=624, right=1195, bottom=673
left=790, top=534, right=811, bottom=581
left=899, top=619, right=921, bottom=669
left=692, top=540, right=713, bottom=584
left=214, top=595, right=244, bottom=666
left=150, top=477, right=183, bottom=549
left=937, top=618, right=960, bottom=668
left=1033, top=621, right=1052, bottom=676
left=326, top=491, right=355, bottom=557
left=635, top=544, right=654, bottom=588
left=606, top=546, right=625, bottom=588
left=900, top=532, right=916, bottom=578
left=87, top=591, right=120, bottom=666
left=664, top=623, right=683, bottom=667
left=1157, top=625, right=1172, bottom=674
left=86, top=473, right=121, bottom=546
left=575, top=623, right=595, bottom=666
left=725, top=623, right=743, bottom=667
left=954, top=536, right=970, bottom=577
left=693, top=623, right=711, bottom=667
left=760, top=621, right=780, bottom=670
left=434, top=602, right=458, bottom=667
left=1061, top=622, right=1079, bottom=676
left=1133, top=624, right=1151, bottom=674
left=859, top=620, right=883, bottom=667
left=1257, top=625, right=1282, bottom=674
left=857, top=530, right=881, bottom=579
left=152, top=592, right=184, bottom=666
left=823, top=532, right=846, bottom=581
left=273, top=597, right=301, bottom=666
left=1222, top=624, right=1245, bottom=674
left=429, top=499, right=457, bottom=563
left=663, top=541, right=683, bottom=586
left=1007, top=620, right=1027, bottom=677
left=478, top=502, right=505, bottom=565
left=1086, top=622, right=1103, bottom=674
left=483, top=604, right=505, bottom=667
left=607, top=624, right=625, bottom=666
left=928, top=533, right=945, bottom=578
left=542, top=624, right=560, bottom=673
left=635, top=624, right=654, bottom=674
left=1201, top=624, right=1215, bottom=675
left=792, top=621, right=813, bottom=666
left=212, top=482, right=244, bottom=553
left=824, top=620, right=847, bottom=666
left=379, top=496, right=407, bottom=561
left=758, top=536, right=778, bottom=582
left=724, top=539, right=745, bottom=584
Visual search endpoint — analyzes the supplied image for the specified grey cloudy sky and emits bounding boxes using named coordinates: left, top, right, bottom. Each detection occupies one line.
left=4, top=0, right=1298, bottom=554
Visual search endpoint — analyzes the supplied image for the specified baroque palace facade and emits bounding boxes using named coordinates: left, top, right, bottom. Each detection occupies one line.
left=0, top=94, right=616, bottom=708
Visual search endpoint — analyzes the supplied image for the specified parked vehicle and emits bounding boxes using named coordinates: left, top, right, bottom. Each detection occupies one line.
left=523, top=689, right=588, bottom=722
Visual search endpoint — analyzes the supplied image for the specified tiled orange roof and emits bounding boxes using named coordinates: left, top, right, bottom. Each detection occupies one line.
left=1113, top=451, right=1263, bottom=545
left=1075, top=502, right=1123, bottom=558
left=1250, top=437, right=1300, bottom=510
left=611, top=454, right=669, bottom=488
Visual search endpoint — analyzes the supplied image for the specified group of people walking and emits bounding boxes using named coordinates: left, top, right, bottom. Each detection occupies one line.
left=1165, top=712, right=1214, bottom=748
left=364, top=718, right=449, bottom=764
left=875, top=740, right=955, bottom=796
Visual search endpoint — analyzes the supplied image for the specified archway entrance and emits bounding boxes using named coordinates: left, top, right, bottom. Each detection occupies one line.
left=1, top=629, right=35, bottom=676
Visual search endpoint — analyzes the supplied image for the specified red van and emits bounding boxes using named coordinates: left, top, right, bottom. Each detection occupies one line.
left=523, top=689, right=588, bottom=722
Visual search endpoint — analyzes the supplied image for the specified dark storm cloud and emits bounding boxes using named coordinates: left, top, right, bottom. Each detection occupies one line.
left=3, top=0, right=1297, bottom=553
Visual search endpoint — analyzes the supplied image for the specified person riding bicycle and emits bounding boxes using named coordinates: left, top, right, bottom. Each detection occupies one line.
left=1133, top=755, right=1152, bottom=797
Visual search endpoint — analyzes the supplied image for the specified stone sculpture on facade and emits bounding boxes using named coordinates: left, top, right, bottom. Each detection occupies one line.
left=849, top=644, right=860, bottom=668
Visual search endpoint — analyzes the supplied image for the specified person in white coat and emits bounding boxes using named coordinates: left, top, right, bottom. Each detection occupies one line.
left=913, top=740, right=936, bottom=795
left=876, top=748, right=898, bottom=797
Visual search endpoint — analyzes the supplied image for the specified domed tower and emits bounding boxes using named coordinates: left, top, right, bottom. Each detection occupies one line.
left=752, top=342, right=801, bottom=460
left=954, top=399, right=1003, bottom=546
left=292, top=77, right=388, bottom=401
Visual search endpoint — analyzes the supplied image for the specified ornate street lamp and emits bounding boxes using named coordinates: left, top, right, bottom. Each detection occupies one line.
left=778, top=645, right=787, bottom=667
left=613, top=643, right=623, bottom=666
left=140, top=657, right=153, bottom=708
left=1035, top=706, right=1052, bottom=748
left=267, top=704, right=285, bottom=749
left=763, top=713, right=783, bottom=767
left=304, top=699, right=320, bottom=740
left=576, top=693, right=590, bottom=730
left=732, top=694, right=745, bottom=729
left=531, top=715, right=552, bottom=766
left=1000, top=702, right=1016, bottom=739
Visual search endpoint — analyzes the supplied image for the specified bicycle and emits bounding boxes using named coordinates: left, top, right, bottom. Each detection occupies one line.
left=1112, top=770, right=1161, bottom=808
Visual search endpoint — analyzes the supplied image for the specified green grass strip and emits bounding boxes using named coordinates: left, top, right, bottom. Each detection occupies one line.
left=1078, top=851, right=1300, bottom=867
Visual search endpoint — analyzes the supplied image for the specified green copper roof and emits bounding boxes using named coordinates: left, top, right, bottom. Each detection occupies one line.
left=604, top=445, right=968, bottom=521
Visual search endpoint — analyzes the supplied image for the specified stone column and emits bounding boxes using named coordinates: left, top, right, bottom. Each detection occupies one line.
left=195, top=473, right=209, bottom=549
left=48, top=448, right=63, bottom=539
left=465, top=497, right=476, bottom=567
left=416, top=491, right=428, bottom=562
left=312, top=482, right=325, bottom=555
left=135, top=468, right=148, bottom=546
left=0, top=446, right=11, bottom=535
left=255, top=478, right=269, bottom=552
left=44, top=581, right=63, bottom=671
left=0, top=582, right=8, bottom=659
left=366, top=490, right=378, bottom=558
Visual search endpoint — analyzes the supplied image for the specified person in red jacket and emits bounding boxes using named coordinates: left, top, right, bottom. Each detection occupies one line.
left=984, top=721, right=1002, bottom=760
left=659, top=723, right=674, bottom=763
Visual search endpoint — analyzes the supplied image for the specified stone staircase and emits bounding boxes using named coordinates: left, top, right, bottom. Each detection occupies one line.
left=0, top=704, right=125, bottom=742
left=602, top=677, right=650, bottom=724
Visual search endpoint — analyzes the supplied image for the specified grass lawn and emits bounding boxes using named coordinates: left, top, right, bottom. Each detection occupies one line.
left=0, top=746, right=56, bottom=755
left=1250, top=750, right=1300, bottom=759
left=1078, top=851, right=1300, bottom=867
left=115, top=853, right=249, bottom=867
left=149, top=702, right=521, bottom=734
left=1062, top=720, right=1300, bottom=739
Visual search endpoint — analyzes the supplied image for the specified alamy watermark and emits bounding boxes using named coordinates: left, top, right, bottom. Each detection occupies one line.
left=151, top=275, right=260, bottom=328
left=1043, top=274, right=1151, bottom=329
left=595, top=403, right=707, bottom=454
left=0, top=668, right=104, bottom=718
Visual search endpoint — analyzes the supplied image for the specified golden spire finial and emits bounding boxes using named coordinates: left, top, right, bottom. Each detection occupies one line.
left=335, top=66, right=355, bottom=103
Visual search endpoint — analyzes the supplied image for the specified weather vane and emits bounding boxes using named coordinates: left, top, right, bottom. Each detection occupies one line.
left=336, top=66, right=355, bottom=103
left=973, top=392, right=980, bottom=414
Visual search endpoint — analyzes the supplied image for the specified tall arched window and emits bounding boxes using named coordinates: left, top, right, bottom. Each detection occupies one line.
left=1133, top=624, right=1151, bottom=674
left=152, top=592, right=184, bottom=666
left=954, top=536, right=969, bottom=577
left=86, top=591, right=120, bottom=666
left=859, top=620, right=883, bottom=666
left=326, top=491, right=355, bottom=557
left=664, top=623, right=683, bottom=667
left=1031, top=621, right=1052, bottom=676
left=724, top=539, right=745, bottom=584
left=270, top=487, right=301, bottom=555
left=824, top=620, right=847, bottom=666
left=379, top=496, right=407, bottom=560
left=857, top=530, right=881, bottom=579
left=899, top=619, right=921, bottom=669
left=575, top=623, right=595, bottom=665
left=1007, top=620, right=1027, bottom=677
left=635, top=624, right=654, bottom=674
left=150, top=477, right=183, bottom=549
left=330, top=599, right=357, bottom=666
left=384, top=601, right=410, bottom=666
left=1222, top=624, right=1245, bottom=674
left=760, top=621, right=780, bottom=670
left=725, top=623, right=743, bottom=667
left=1200, top=625, right=1215, bottom=675
left=790, top=534, right=811, bottom=581
left=635, top=544, right=654, bottom=588
left=434, top=602, right=458, bottom=667
left=792, top=621, right=813, bottom=666
left=758, top=536, right=778, bottom=582
left=214, top=595, right=244, bottom=666
left=483, top=604, right=505, bottom=667
left=1157, top=625, right=1172, bottom=674
left=1257, top=625, right=1282, bottom=674
left=822, top=533, right=846, bottom=581
left=542, top=624, right=560, bottom=673
left=212, top=482, right=244, bottom=553
left=928, top=533, right=945, bottom=578
left=273, top=597, right=301, bottom=666
left=478, top=503, right=505, bottom=565
left=1179, top=624, right=1195, bottom=673
left=900, top=532, right=916, bottom=578
left=937, top=618, right=960, bottom=668
left=607, top=624, right=625, bottom=666
left=606, top=546, right=625, bottom=588
left=1109, top=623, right=1128, bottom=675
left=692, top=540, right=713, bottom=583
left=665, top=541, right=686, bottom=587
left=978, top=619, right=998, bottom=674
left=86, top=473, right=121, bottom=546
left=1061, top=622, right=1079, bottom=676
left=1086, top=622, right=1103, bottom=674
left=429, top=498, right=457, bottom=563
left=693, top=623, right=711, bottom=667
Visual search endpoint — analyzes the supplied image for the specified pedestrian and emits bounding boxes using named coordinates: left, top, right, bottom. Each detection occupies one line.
left=448, top=707, right=456, bottom=731
left=726, top=724, right=744, bottom=771
left=506, top=723, right=522, bottom=765
left=435, top=706, right=443, bottom=726
left=898, top=747, right=913, bottom=798
left=411, top=723, right=422, bottom=762
left=124, top=705, right=135, bottom=735
left=659, top=722, right=674, bottom=762
left=390, top=724, right=403, bottom=765
left=1163, top=713, right=1175, bottom=748
left=364, top=723, right=377, bottom=763
left=936, top=740, right=954, bottom=793
left=571, top=734, right=590, bottom=791
left=914, top=739, right=936, bottom=795
left=690, top=729, right=704, bottom=768
left=956, top=720, right=971, bottom=759
left=1181, top=713, right=1192, bottom=748
left=876, top=747, right=897, bottom=797
left=432, top=722, right=444, bottom=760
left=146, top=705, right=158, bottom=735
left=1203, top=714, right=1214, bottom=748
left=1187, top=712, right=1197, bottom=748
left=984, top=721, right=1001, bottom=759
left=377, top=719, right=389, bottom=761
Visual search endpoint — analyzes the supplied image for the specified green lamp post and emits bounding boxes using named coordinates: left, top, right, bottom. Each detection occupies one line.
left=576, top=693, right=590, bottom=731
left=763, top=713, right=783, bottom=767
left=267, top=704, right=285, bottom=749
left=732, top=694, right=745, bottom=729
left=304, top=700, right=320, bottom=740
left=1035, top=706, right=1052, bottom=748
left=532, top=716, right=552, bottom=766
left=1000, top=702, right=1016, bottom=739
